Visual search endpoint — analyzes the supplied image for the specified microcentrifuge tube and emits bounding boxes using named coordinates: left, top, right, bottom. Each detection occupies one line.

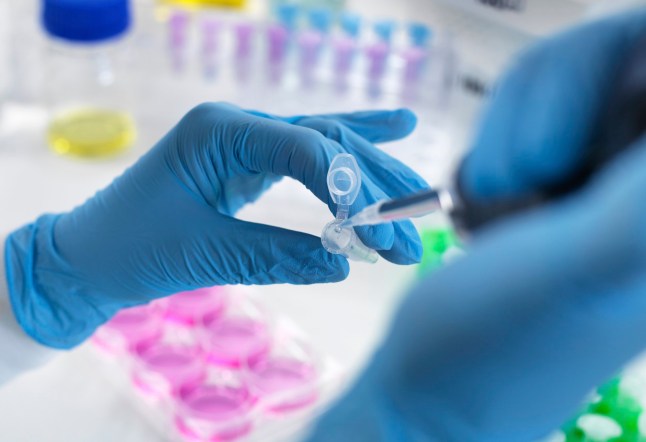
left=201, top=17, right=222, bottom=79
left=321, top=154, right=378, bottom=264
left=168, top=9, right=189, bottom=73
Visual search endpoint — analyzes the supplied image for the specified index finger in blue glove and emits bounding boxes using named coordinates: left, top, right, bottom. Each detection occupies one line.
left=181, top=104, right=401, bottom=254
left=300, top=109, right=418, bottom=144
left=245, top=108, right=418, bottom=144
left=244, top=108, right=427, bottom=196
left=461, top=9, right=646, bottom=201
left=177, top=103, right=345, bottom=207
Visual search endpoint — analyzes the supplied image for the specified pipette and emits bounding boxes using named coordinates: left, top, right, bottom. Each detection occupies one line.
left=347, top=32, right=646, bottom=233
left=339, top=188, right=455, bottom=228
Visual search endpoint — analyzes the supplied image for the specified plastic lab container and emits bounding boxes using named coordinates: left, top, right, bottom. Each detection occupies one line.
left=245, top=335, right=319, bottom=414
left=41, top=0, right=136, bottom=157
left=132, top=332, right=207, bottom=400
left=165, top=286, right=228, bottom=327
left=199, top=297, right=272, bottom=370
left=92, top=302, right=166, bottom=355
left=90, top=287, right=342, bottom=441
left=175, top=371, right=257, bottom=441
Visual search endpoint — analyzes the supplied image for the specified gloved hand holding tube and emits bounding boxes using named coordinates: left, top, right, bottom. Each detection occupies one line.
left=4, top=103, right=428, bottom=350
left=308, top=9, right=646, bottom=442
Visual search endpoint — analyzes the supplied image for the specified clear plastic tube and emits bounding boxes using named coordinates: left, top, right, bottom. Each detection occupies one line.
left=321, top=220, right=378, bottom=264
left=321, top=154, right=378, bottom=263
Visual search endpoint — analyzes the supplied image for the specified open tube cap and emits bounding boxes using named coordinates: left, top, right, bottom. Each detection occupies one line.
left=327, top=154, right=361, bottom=207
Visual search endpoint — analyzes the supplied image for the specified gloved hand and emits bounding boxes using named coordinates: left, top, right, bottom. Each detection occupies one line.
left=4, top=103, right=427, bottom=349
left=308, top=10, right=646, bottom=442
left=249, top=109, right=425, bottom=264
left=460, top=9, right=646, bottom=202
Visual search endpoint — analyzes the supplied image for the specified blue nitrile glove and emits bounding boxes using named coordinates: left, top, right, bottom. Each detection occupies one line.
left=248, top=109, right=425, bottom=264
left=5, top=103, right=427, bottom=349
left=308, top=10, right=646, bottom=442
left=460, top=9, right=646, bottom=202
left=310, top=142, right=646, bottom=442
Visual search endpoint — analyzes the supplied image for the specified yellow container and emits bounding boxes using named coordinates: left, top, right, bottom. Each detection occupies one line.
left=48, top=109, right=136, bottom=158
left=160, top=0, right=247, bottom=9
left=42, top=0, right=136, bottom=158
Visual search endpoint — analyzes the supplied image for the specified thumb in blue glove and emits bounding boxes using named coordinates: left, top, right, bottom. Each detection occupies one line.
left=5, top=103, right=427, bottom=349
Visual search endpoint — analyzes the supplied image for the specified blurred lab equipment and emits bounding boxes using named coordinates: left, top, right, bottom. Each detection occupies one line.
left=167, top=8, right=190, bottom=73
left=200, top=297, right=272, bottom=369
left=132, top=323, right=207, bottom=400
left=309, top=105, right=646, bottom=442
left=271, top=0, right=346, bottom=15
left=431, top=0, right=646, bottom=36
left=142, top=3, right=456, bottom=118
left=200, top=15, right=223, bottom=78
left=557, top=376, right=646, bottom=441
left=417, top=0, right=646, bottom=140
left=42, top=0, right=136, bottom=157
left=308, top=9, right=646, bottom=442
left=340, top=24, right=646, bottom=235
left=455, top=16, right=646, bottom=233
left=416, top=227, right=461, bottom=276
left=91, top=303, right=166, bottom=355
left=321, top=153, right=379, bottom=263
left=90, top=288, right=341, bottom=441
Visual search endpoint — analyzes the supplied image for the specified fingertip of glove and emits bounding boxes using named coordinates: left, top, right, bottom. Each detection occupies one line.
left=403, top=223, right=424, bottom=264
left=379, top=247, right=422, bottom=265
left=326, top=254, right=351, bottom=282
left=380, top=224, right=424, bottom=265
left=392, top=108, right=418, bottom=132
left=355, top=224, right=395, bottom=251
left=301, top=249, right=350, bottom=283
left=409, top=238, right=424, bottom=264
left=374, top=108, right=417, bottom=142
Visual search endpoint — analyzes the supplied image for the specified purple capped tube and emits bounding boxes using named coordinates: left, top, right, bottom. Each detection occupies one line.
left=266, top=24, right=289, bottom=84
left=401, top=46, right=428, bottom=103
left=234, top=22, right=255, bottom=82
left=298, top=30, right=323, bottom=88
left=235, top=22, right=255, bottom=58
left=168, top=9, right=190, bottom=73
left=333, top=35, right=357, bottom=92
left=201, top=17, right=222, bottom=79
left=365, top=42, right=389, bottom=98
